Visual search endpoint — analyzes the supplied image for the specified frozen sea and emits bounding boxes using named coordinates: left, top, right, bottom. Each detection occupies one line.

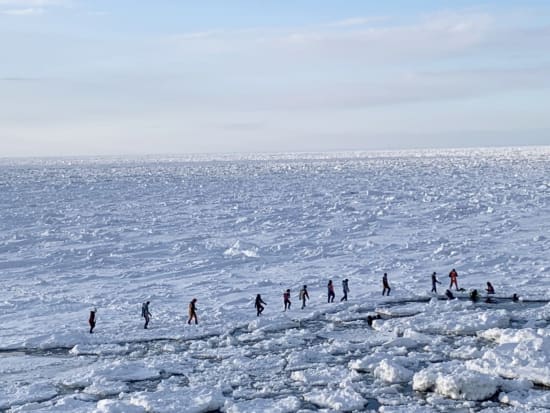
left=0, top=147, right=549, bottom=412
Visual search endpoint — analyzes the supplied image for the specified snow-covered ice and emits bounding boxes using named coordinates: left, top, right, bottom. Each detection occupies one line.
left=1, top=147, right=549, bottom=412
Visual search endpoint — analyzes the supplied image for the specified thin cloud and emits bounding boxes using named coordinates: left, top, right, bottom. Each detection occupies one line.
left=0, top=0, right=68, bottom=6
left=277, top=12, right=495, bottom=60
left=0, top=0, right=71, bottom=15
left=327, top=16, right=388, bottom=27
left=0, top=76, right=43, bottom=82
left=163, top=10, right=497, bottom=64
left=1, top=7, right=43, bottom=15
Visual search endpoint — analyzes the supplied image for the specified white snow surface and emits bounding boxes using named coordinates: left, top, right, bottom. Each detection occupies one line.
left=469, top=328, right=550, bottom=386
left=1, top=147, right=549, bottom=412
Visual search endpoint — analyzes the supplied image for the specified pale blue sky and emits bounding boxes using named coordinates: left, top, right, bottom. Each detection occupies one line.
left=1, top=1, right=549, bottom=156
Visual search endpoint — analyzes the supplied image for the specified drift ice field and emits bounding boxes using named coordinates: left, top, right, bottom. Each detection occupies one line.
left=1, top=147, right=549, bottom=412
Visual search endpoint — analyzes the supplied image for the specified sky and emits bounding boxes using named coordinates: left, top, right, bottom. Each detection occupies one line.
left=1, top=1, right=550, bottom=157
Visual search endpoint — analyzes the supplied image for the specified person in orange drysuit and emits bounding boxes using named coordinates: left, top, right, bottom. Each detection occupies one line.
left=449, top=269, right=459, bottom=290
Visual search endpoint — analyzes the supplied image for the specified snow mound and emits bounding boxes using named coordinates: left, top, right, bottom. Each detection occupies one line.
left=469, top=328, right=550, bottom=386
left=0, top=382, right=58, bottom=410
left=304, top=383, right=366, bottom=411
left=499, top=389, right=550, bottom=410
left=224, top=396, right=301, bottom=413
left=291, top=366, right=350, bottom=385
left=413, top=361, right=501, bottom=401
left=247, top=315, right=298, bottom=333
left=223, top=240, right=259, bottom=258
left=129, top=385, right=225, bottom=413
left=70, top=343, right=130, bottom=356
left=94, top=399, right=146, bottom=413
left=374, top=359, right=414, bottom=383
left=383, top=304, right=511, bottom=335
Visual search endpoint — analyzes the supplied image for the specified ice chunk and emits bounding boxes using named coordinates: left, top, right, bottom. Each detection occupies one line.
left=374, top=359, right=414, bottom=383
left=382, top=306, right=511, bottom=335
left=304, top=383, right=366, bottom=411
left=469, top=328, right=550, bottom=386
left=291, top=366, right=349, bottom=385
left=224, top=396, right=301, bottom=413
left=413, top=361, right=501, bottom=401
left=499, top=389, right=550, bottom=410
left=0, top=382, right=58, bottom=410
left=129, top=385, right=225, bottom=413
left=94, top=399, right=146, bottom=413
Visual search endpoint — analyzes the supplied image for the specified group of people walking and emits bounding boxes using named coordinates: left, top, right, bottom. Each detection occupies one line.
left=282, top=279, right=350, bottom=311
left=87, top=269, right=501, bottom=332
left=88, top=297, right=199, bottom=333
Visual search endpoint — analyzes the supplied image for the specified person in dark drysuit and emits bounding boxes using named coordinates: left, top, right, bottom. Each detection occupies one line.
left=327, top=280, right=335, bottom=303
left=283, top=289, right=291, bottom=311
left=341, top=279, right=350, bottom=301
left=470, top=289, right=479, bottom=301
left=382, top=273, right=391, bottom=296
left=367, top=314, right=382, bottom=327
left=142, top=301, right=152, bottom=329
left=445, top=289, right=455, bottom=300
left=449, top=269, right=459, bottom=290
left=486, top=282, right=495, bottom=295
left=89, top=308, right=96, bottom=334
left=255, top=294, right=266, bottom=316
left=431, top=272, right=441, bottom=293
left=299, top=285, right=309, bottom=309
left=188, top=298, right=198, bottom=325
